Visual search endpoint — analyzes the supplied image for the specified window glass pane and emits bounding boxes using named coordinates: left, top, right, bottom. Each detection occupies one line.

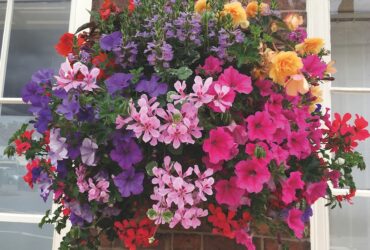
left=331, top=0, right=370, bottom=87
left=332, top=92, right=370, bottom=190
left=3, top=0, right=71, bottom=98
left=0, top=1, right=6, bottom=49
left=0, top=222, right=53, bottom=250
left=0, top=109, right=52, bottom=214
left=330, top=197, right=370, bottom=250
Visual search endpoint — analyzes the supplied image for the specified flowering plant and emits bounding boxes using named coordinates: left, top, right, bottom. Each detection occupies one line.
left=5, top=0, right=370, bottom=249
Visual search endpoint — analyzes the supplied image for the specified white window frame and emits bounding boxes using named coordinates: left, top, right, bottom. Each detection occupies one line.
left=308, top=1, right=370, bottom=249
left=0, top=0, right=92, bottom=249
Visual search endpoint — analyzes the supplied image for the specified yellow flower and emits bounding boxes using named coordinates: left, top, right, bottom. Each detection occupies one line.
left=326, top=60, right=337, bottom=74
left=195, top=0, right=209, bottom=14
left=223, top=2, right=249, bottom=28
left=284, top=13, right=304, bottom=31
left=309, top=86, right=323, bottom=112
left=285, top=74, right=309, bottom=96
left=295, top=38, right=325, bottom=55
left=245, top=1, right=270, bottom=18
left=269, top=51, right=303, bottom=85
left=271, top=22, right=278, bottom=32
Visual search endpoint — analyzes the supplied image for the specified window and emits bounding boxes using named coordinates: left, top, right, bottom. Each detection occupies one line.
left=0, top=1, right=91, bottom=249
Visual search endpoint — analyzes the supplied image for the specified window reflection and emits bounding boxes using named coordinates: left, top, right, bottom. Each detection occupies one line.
left=4, top=0, right=71, bottom=98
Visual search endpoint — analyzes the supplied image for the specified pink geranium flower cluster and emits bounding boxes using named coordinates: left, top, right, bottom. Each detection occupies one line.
left=149, top=156, right=214, bottom=229
left=117, top=94, right=202, bottom=149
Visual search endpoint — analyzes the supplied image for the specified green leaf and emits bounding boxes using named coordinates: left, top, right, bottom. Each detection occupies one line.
left=146, top=208, right=157, bottom=220
left=145, top=161, right=158, bottom=176
left=163, top=210, right=173, bottom=223
left=169, top=67, right=193, bottom=81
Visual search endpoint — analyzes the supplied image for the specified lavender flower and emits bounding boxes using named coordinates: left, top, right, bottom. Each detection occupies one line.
left=56, top=95, right=80, bottom=120
left=68, top=201, right=94, bottom=226
left=105, top=73, right=132, bottom=95
left=145, top=41, right=174, bottom=68
left=100, top=31, right=123, bottom=51
left=49, top=128, right=68, bottom=164
left=114, top=42, right=138, bottom=68
left=113, top=167, right=144, bottom=197
left=38, top=172, right=52, bottom=202
left=31, top=68, right=54, bottom=86
left=135, top=75, right=168, bottom=97
left=34, top=108, right=52, bottom=133
left=80, top=138, right=98, bottom=166
left=288, top=27, right=307, bottom=43
left=110, top=138, right=143, bottom=169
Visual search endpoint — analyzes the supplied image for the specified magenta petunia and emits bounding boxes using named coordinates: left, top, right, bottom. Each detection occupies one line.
left=215, top=177, right=244, bottom=207
left=246, top=111, right=276, bottom=141
left=304, top=181, right=328, bottom=205
left=203, top=127, right=237, bottom=164
left=281, top=171, right=305, bottom=204
left=235, top=159, right=271, bottom=193
left=218, top=66, right=252, bottom=94
left=302, top=55, right=327, bottom=79
left=286, top=208, right=305, bottom=239
left=197, top=56, right=223, bottom=76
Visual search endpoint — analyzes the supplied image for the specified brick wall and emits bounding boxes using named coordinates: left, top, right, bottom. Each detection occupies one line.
left=92, top=1, right=308, bottom=249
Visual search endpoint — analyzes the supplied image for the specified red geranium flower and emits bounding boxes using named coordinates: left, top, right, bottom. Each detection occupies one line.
left=55, top=33, right=74, bottom=57
left=100, top=0, right=120, bottom=20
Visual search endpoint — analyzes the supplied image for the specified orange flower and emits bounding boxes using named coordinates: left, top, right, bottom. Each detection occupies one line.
left=245, top=1, right=270, bottom=18
left=284, top=13, right=304, bottom=31
left=296, top=38, right=325, bottom=55
left=222, top=2, right=249, bottom=28
left=285, top=74, right=309, bottom=96
left=269, top=51, right=303, bottom=85
left=309, top=86, right=323, bottom=111
left=326, top=60, right=337, bottom=74
left=195, top=0, right=209, bottom=14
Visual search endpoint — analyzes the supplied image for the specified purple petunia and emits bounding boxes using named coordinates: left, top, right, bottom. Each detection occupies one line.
left=105, top=73, right=132, bottom=95
left=31, top=68, right=54, bottom=85
left=110, top=138, right=143, bottom=169
left=68, top=201, right=94, bottom=226
left=100, top=31, right=122, bottom=51
left=49, top=128, right=68, bottom=165
left=34, top=108, right=52, bottom=133
left=56, top=95, right=80, bottom=120
left=80, top=138, right=98, bottom=166
left=135, top=75, right=168, bottom=97
left=113, top=167, right=144, bottom=197
left=38, top=171, right=52, bottom=202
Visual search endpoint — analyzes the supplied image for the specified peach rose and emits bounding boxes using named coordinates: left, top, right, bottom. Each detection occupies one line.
left=285, top=74, right=309, bottom=96
left=295, top=38, right=325, bottom=55
left=269, top=51, right=303, bottom=85
left=284, top=14, right=304, bottom=31
left=326, top=60, right=337, bottom=74
left=309, top=86, right=323, bottom=111
left=245, top=1, right=270, bottom=18
left=195, top=0, right=209, bottom=14
left=223, top=2, right=249, bottom=28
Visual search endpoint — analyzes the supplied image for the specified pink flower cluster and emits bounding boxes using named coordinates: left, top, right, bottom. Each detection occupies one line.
left=55, top=61, right=100, bottom=92
left=117, top=94, right=202, bottom=149
left=150, top=156, right=214, bottom=229
left=76, top=165, right=110, bottom=203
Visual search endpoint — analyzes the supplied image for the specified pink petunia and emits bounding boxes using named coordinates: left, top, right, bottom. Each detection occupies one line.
left=235, top=159, right=271, bottom=193
left=286, top=208, right=305, bottom=239
left=235, top=230, right=256, bottom=250
left=305, top=181, right=328, bottom=205
left=218, top=66, right=253, bottom=94
left=207, top=82, right=236, bottom=113
left=246, top=111, right=276, bottom=141
left=197, top=56, right=223, bottom=76
left=203, top=127, right=237, bottom=164
left=255, top=79, right=273, bottom=97
left=287, top=131, right=311, bottom=159
left=281, top=171, right=305, bottom=204
left=302, top=55, right=327, bottom=78
left=215, top=177, right=244, bottom=207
